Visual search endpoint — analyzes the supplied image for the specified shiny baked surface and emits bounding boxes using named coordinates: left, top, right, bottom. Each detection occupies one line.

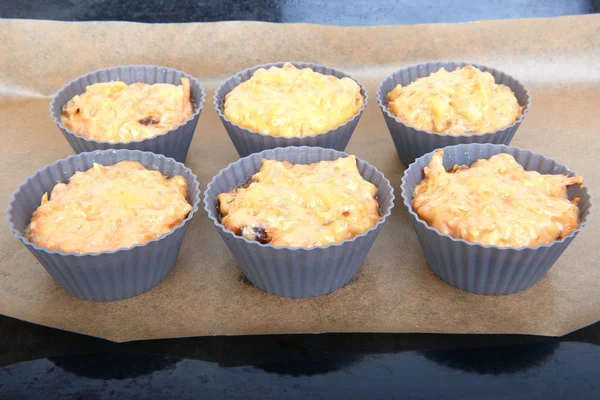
left=386, top=66, right=522, bottom=134
left=217, top=156, right=381, bottom=247
left=61, top=78, right=194, bottom=142
left=223, top=63, right=364, bottom=137
left=412, top=150, right=582, bottom=248
left=27, top=161, right=192, bottom=254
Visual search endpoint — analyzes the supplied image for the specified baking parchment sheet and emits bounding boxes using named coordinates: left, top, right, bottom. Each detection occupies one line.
left=0, top=15, right=598, bottom=342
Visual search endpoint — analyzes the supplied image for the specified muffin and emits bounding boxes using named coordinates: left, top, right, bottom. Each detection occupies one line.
left=204, top=146, right=394, bottom=298
left=378, top=62, right=530, bottom=165
left=61, top=78, right=194, bottom=142
left=214, top=62, right=368, bottom=156
left=401, top=143, right=592, bottom=295
left=27, top=161, right=193, bottom=254
left=223, top=62, right=364, bottom=137
left=386, top=66, right=523, bottom=135
left=50, top=65, right=205, bottom=162
left=7, top=149, right=201, bottom=301
left=217, top=156, right=381, bottom=248
left=412, top=150, right=582, bottom=248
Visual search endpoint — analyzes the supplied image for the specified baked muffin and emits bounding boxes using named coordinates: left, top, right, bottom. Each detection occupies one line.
left=27, top=161, right=192, bottom=254
left=217, top=156, right=381, bottom=247
left=61, top=78, right=194, bottom=142
left=412, top=150, right=583, bottom=248
left=386, top=66, right=523, bottom=134
left=223, top=62, right=364, bottom=137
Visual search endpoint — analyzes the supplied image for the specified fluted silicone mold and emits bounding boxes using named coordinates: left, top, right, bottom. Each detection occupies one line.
left=401, top=143, right=592, bottom=295
left=50, top=65, right=205, bottom=163
left=378, top=61, right=531, bottom=166
left=204, top=146, right=394, bottom=298
left=213, top=62, right=368, bottom=157
left=7, top=149, right=201, bottom=301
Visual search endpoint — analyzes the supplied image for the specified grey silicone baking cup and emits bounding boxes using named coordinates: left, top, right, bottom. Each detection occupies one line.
left=49, top=65, right=205, bottom=163
left=6, top=149, right=201, bottom=301
left=204, top=146, right=394, bottom=298
left=378, top=61, right=532, bottom=166
left=213, top=62, right=368, bottom=157
left=401, top=143, right=592, bottom=295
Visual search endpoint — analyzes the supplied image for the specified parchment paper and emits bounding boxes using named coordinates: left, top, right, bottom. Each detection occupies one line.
left=0, top=15, right=598, bottom=342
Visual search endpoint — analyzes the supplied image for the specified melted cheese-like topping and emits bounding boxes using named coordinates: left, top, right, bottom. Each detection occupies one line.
left=223, top=63, right=364, bottom=137
left=61, top=78, right=194, bottom=142
left=27, top=161, right=192, bottom=254
left=412, top=150, right=582, bottom=248
left=386, top=66, right=523, bottom=134
left=217, top=156, right=381, bottom=248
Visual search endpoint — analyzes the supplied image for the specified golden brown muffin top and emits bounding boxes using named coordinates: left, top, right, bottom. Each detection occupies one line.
left=386, top=66, right=523, bottom=134
left=61, top=78, right=194, bottom=142
left=27, top=161, right=192, bottom=254
left=412, top=150, right=582, bottom=248
left=217, top=156, right=381, bottom=248
left=223, top=63, right=364, bottom=137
